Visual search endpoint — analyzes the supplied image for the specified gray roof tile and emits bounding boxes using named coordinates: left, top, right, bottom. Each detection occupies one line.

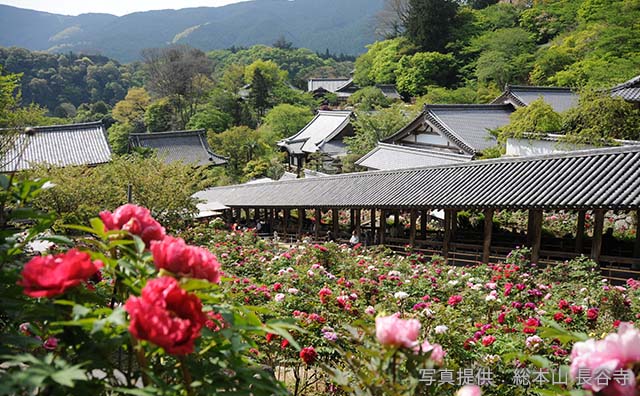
left=130, top=130, right=227, bottom=166
left=1, top=121, right=111, bottom=172
left=196, top=145, right=640, bottom=211
left=356, top=143, right=472, bottom=170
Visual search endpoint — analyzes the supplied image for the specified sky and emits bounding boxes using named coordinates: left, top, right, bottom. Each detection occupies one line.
left=0, top=0, right=250, bottom=16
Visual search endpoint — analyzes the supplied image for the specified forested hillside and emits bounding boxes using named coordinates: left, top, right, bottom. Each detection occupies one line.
left=357, top=0, right=639, bottom=100
left=0, top=0, right=384, bottom=62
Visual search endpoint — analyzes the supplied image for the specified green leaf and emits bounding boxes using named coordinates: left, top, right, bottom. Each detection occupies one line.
left=50, top=365, right=87, bottom=387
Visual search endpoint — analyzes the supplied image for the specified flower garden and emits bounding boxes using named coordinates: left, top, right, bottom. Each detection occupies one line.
left=2, top=180, right=640, bottom=396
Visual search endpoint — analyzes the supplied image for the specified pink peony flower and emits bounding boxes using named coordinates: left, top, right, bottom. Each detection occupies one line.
left=43, top=337, right=58, bottom=350
left=570, top=322, right=640, bottom=395
left=481, top=335, right=496, bottom=347
left=375, top=314, right=420, bottom=348
left=456, top=385, right=482, bottom=396
left=414, top=340, right=445, bottom=365
left=100, top=204, right=165, bottom=247
left=150, top=236, right=221, bottom=283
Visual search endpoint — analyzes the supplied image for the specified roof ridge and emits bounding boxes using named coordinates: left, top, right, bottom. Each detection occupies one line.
left=376, top=142, right=473, bottom=158
left=611, top=74, right=640, bottom=91
left=1, top=121, right=104, bottom=133
left=424, top=103, right=514, bottom=110
left=130, top=130, right=206, bottom=138
left=507, top=85, right=573, bottom=92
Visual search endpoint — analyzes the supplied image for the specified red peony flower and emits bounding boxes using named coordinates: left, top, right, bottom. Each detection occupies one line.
left=481, top=335, right=496, bottom=347
left=150, top=236, right=221, bottom=283
left=300, top=346, right=318, bottom=365
left=448, top=295, right=463, bottom=306
left=558, top=299, right=570, bottom=310
left=553, top=312, right=565, bottom=321
left=318, top=286, right=332, bottom=304
left=586, top=308, right=598, bottom=321
left=570, top=305, right=584, bottom=315
left=100, top=204, right=165, bottom=247
left=281, top=338, right=289, bottom=349
left=18, top=249, right=103, bottom=298
left=125, top=277, right=206, bottom=355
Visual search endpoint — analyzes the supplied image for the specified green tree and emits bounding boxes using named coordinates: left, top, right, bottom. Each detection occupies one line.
left=471, top=28, right=535, bottom=87
left=145, top=98, right=175, bottom=132
left=27, top=155, right=208, bottom=229
left=262, top=104, right=313, bottom=140
left=395, top=52, right=457, bottom=96
left=561, top=91, right=640, bottom=144
left=404, top=0, right=459, bottom=53
left=107, top=123, right=135, bottom=155
left=186, top=104, right=233, bottom=133
left=496, top=98, right=562, bottom=142
left=142, top=46, right=213, bottom=129
left=112, top=87, right=151, bottom=132
left=353, top=38, right=415, bottom=86
left=208, top=126, right=270, bottom=182
left=347, top=86, right=393, bottom=110
left=345, top=105, right=416, bottom=156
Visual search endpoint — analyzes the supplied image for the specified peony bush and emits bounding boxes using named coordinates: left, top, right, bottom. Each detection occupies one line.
left=2, top=176, right=640, bottom=396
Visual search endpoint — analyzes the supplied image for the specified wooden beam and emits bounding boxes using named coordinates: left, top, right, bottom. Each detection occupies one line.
left=297, top=208, right=304, bottom=238
left=379, top=210, right=386, bottom=245
left=332, top=209, right=339, bottom=236
left=482, top=209, right=494, bottom=264
left=443, top=209, right=452, bottom=260
left=409, top=209, right=418, bottom=246
left=591, top=209, right=605, bottom=262
left=420, top=209, right=428, bottom=240
left=530, top=210, right=543, bottom=264
left=575, top=210, right=586, bottom=254
left=315, top=208, right=322, bottom=240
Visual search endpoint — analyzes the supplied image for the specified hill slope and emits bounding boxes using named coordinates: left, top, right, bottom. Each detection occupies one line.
left=0, top=0, right=384, bottom=62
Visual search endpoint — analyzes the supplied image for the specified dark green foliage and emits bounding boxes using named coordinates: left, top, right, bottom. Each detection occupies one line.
left=347, top=86, right=393, bottom=110
left=0, top=47, right=140, bottom=113
left=404, top=0, right=459, bottom=53
left=561, top=91, right=640, bottom=144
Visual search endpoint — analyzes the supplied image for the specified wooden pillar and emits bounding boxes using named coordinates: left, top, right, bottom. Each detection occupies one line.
left=591, top=209, right=605, bottom=262
left=315, top=208, right=321, bottom=240
left=450, top=210, right=458, bottom=240
left=269, top=209, right=275, bottom=234
left=420, top=209, right=428, bottom=240
left=409, top=209, right=418, bottom=246
left=332, top=209, right=339, bottom=236
left=530, top=209, right=543, bottom=264
left=379, top=209, right=386, bottom=245
left=443, top=209, right=453, bottom=260
left=634, top=210, right=640, bottom=258
left=394, top=211, right=401, bottom=237
left=283, top=209, right=290, bottom=234
left=350, top=210, right=355, bottom=230
left=370, top=209, right=377, bottom=244
left=253, top=208, right=260, bottom=221
left=355, top=209, right=361, bottom=235
left=297, top=208, right=304, bottom=238
left=527, top=210, right=535, bottom=245
left=575, top=210, right=586, bottom=254
left=482, top=209, right=494, bottom=264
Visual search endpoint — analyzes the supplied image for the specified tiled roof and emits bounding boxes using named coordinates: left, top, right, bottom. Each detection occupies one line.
left=197, top=145, right=640, bottom=211
left=425, top=104, right=513, bottom=154
left=376, top=84, right=402, bottom=100
left=611, top=75, right=640, bottom=102
left=356, top=143, right=472, bottom=170
left=492, top=85, right=578, bottom=113
left=129, top=130, right=227, bottom=166
left=1, top=121, right=111, bottom=172
left=307, top=78, right=351, bottom=93
left=278, top=111, right=352, bottom=155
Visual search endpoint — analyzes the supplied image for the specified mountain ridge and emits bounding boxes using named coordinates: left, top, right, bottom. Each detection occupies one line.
left=0, top=0, right=383, bottom=62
